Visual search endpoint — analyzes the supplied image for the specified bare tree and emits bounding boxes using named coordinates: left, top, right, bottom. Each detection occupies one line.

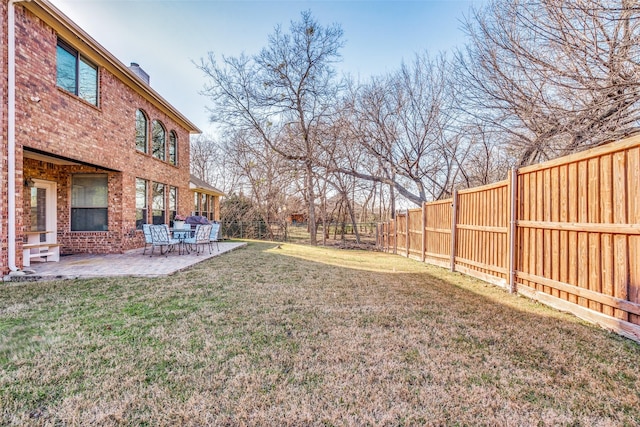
left=189, top=134, right=239, bottom=193
left=456, top=0, right=640, bottom=166
left=338, top=53, right=461, bottom=207
left=222, top=128, right=295, bottom=237
left=450, top=122, right=515, bottom=188
left=197, top=11, right=344, bottom=245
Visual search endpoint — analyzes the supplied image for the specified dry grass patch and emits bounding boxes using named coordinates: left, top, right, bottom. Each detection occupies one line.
left=1, top=241, right=639, bottom=426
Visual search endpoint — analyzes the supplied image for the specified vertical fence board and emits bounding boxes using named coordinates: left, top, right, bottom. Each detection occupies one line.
left=536, top=171, right=544, bottom=291
left=543, top=168, right=551, bottom=295
left=568, top=162, right=579, bottom=304
left=601, top=154, right=614, bottom=316
left=559, top=164, right=569, bottom=301
left=551, top=166, right=560, bottom=298
left=522, top=173, right=531, bottom=289
left=628, top=148, right=640, bottom=325
left=577, top=161, right=589, bottom=307
left=588, top=157, right=602, bottom=312
left=613, top=151, right=628, bottom=320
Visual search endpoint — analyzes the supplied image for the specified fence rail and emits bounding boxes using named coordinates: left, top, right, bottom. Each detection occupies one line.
left=377, top=134, right=640, bottom=342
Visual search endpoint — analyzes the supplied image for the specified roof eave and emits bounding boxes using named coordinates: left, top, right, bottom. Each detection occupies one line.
left=189, top=182, right=226, bottom=197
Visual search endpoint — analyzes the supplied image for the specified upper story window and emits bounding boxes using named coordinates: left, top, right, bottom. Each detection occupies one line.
left=135, top=109, right=148, bottom=153
left=152, top=120, right=166, bottom=161
left=56, top=38, right=98, bottom=106
left=169, top=131, right=178, bottom=165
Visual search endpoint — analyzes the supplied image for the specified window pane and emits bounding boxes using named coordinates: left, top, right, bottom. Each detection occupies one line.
left=79, top=57, right=98, bottom=105
left=30, top=188, right=47, bottom=232
left=71, top=208, right=108, bottom=231
left=136, top=208, right=147, bottom=230
left=136, top=178, right=147, bottom=209
left=72, top=174, right=108, bottom=207
left=152, top=182, right=165, bottom=224
left=135, top=110, right=147, bottom=153
left=152, top=211, right=165, bottom=225
left=169, top=186, right=177, bottom=225
left=152, top=120, right=166, bottom=160
left=169, top=186, right=177, bottom=211
left=152, top=182, right=165, bottom=210
left=136, top=178, right=147, bottom=229
left=169, top=131, right=177, bottom=165
left=56, top=44, right=76, bottom=93
left=72, top=174, right=108, bottom=231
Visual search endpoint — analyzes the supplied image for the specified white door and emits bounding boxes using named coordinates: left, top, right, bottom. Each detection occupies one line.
left=30, top=179, right=57, bottom=243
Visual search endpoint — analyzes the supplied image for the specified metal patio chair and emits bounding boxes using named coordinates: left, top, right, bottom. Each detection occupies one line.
left=149, top=224, right=181, bottom=256
left=184, top=223, right=213, bottom=255
left=142, top=224, right=153, bottom=255
left=209, top=223, right=221, bottom=251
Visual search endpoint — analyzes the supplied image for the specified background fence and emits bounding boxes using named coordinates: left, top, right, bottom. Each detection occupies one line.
left=377, top=135, right=640, bottom=342
left=221, top=221, right=378, bottom=246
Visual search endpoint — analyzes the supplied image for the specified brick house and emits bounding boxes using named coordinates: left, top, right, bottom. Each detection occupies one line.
left=1, top=0, right=201, bottom=274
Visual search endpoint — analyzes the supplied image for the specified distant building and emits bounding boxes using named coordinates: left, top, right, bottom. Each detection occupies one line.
left=287, top=213, right=307, bottom=224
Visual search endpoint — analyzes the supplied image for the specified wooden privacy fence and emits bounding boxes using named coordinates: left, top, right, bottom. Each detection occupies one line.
left=377, top=135, right=640, bottom=342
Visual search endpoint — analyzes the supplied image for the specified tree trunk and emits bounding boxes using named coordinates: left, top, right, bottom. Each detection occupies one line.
left=344, top=194, right=361, bottom=244
left=306, top=161, right=317, bottom=245
left=389, top=183, right=396, bottom=219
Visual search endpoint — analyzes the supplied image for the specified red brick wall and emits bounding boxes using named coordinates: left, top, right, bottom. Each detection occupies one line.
left=3, top=4, right=195, bottom=271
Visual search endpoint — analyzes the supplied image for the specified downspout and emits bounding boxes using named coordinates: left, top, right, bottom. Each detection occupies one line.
left=8, top=0, right=30, bottom=272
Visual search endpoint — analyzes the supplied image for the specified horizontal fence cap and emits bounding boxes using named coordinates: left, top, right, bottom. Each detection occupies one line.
left=518, top=133, right=640, bottom=174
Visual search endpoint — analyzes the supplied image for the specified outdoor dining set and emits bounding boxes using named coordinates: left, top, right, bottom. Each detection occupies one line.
left=142, top=220, right=221, bottom=257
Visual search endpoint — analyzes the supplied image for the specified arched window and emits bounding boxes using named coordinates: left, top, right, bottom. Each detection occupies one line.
left=151, top=120, right=166, bottom=160
left=169, top=131, right=178, bottom=165
left=135, top=109, right=148, bottom=153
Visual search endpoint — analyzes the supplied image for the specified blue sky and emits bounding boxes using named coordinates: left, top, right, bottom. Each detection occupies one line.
left=49, top=0, right=484, bottom=134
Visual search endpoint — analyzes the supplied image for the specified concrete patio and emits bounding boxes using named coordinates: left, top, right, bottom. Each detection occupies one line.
left=4, top=241, right=247, bottom=282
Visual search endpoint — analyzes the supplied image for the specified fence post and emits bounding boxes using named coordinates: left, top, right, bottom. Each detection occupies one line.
left=394, top=211, right=398, bottom=255
left=508, top=167, right=518, bottom=293
left=406, top=209, right=410, bottom=258
left=384, top=223, right=387, bottom=252
left=450, top=190, right=458, bottom=272
left=421, top=202, right=426, bottom=262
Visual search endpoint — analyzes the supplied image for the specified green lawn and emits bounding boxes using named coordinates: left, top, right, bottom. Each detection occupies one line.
left=1, top=241, right=639, bottom=426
